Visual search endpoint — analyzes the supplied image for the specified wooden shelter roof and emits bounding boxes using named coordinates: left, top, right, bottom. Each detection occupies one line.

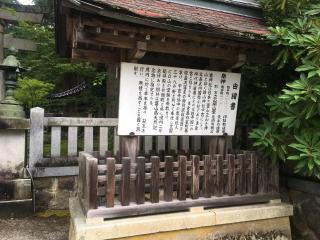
left=94, top=0, right=268, bottom=37
left=55, top=0, right=273, bottom=65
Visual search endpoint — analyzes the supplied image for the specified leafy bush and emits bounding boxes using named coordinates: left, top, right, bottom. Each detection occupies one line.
left=14, top=77, right=54, bottom=109
left=250, top=0, right=320, bottom=178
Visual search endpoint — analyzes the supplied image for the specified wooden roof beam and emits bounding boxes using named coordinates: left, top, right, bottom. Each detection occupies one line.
left=71, top=48, right=120, bottom=64
left=75, top=30, right=238, bottom=61
left=128, top=41, right=147, bottom=62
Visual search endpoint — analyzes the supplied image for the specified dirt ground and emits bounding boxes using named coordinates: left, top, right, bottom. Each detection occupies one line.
left=0, top=216, right=69, bottom=240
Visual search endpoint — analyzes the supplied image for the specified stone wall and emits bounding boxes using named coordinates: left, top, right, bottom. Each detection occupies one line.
left=281, top=177, right=320, bottom=240
left=34, top=176, right=77, bottom=211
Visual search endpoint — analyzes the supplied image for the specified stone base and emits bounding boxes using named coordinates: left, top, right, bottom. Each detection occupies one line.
left=0, top=199, right=33, bottom=218
left=69, top=198, right=293, bottom=240
left=34, top=176, right=77, bottom=211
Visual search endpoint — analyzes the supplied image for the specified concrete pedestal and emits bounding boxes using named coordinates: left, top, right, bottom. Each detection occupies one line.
left=0, top=129, right=26, bottom=178
left=69, top=198, right=293, bottom=240
left=0, top=118, right=29, bottom=178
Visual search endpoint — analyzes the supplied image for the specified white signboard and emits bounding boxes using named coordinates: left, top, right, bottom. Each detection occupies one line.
left=118, top=63, right=241, bottom=136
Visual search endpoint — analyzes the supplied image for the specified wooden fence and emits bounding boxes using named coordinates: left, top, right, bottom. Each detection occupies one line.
left=28, top=107, right=206, bottom=177
left=78, top=151, right=279, bottom=219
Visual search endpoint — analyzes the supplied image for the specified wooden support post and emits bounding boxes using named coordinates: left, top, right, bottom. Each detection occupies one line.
left=29, top=107, right=44, bottom=168
left=150, top=156, right=160, bottom=203
left=120, top=136, right=139, bottom=163
left=191, top=155, right=200, bottom=199
left=164, top=156, right=173, bottom=202
left=106, top=157, right=115, bottom=208
left=177, top=155, right=187, bottom=201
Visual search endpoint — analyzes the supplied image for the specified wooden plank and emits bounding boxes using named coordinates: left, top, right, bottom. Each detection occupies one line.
left=191, top=136, right=201, bottom=153
left=208, top=136, right=219, bottom=155
left=238, top=154, right=246, bottom=195
left=4, top=34, right=37, bottom=51
left=260, top=158, right=268, bottom=193
left=86, top=193, right=280, bottom=219
left=156, top=136, right=165, bottom=152
left=227, top=154, right=235, bottom=196
left=150, top=156, right=160, bottom=203
left=271, top=162, right=279, bottom=193
left=203, top=155, right=212, bottom=198
left=250, top=153, right=258, bottom=194
left=78, top=153, right=85, bottom=199
left=120, top=157, right=131, bottom=206
left=181, top=136, right=189, bottom=152
left=191, top=155, right=200, bottom=199
left=72, top=48, right=120, bottom=64
left=113, top=127, right=120, bottom=156
left=177, top=155, right=187, bottom=201
left=29, top=107, right=44, bottom=168
left=144, top=136, right=153, bottom=153
left=76, top=30, right=238, bottom=61
left=99, top=127, right=109, bottom=157
left=136, top=156, right=145, bottom=204
left=45, top=117, right=118, bottom=126
left=68, top=127, right=78, bottom=156
left=106, top=157, right=116, bottom=208
left=216, top=155, right=223, bottom=197
left=169, top=136, right=178, bottom=152
left=120, top=136, right=139, bottom=162
left=164, top=156, right=174, bottom=202
left=87, top=156, right=98, bottom=210
left=84, top=127, right=93, bottom=153
left=51, top=126, right=61, bottom=158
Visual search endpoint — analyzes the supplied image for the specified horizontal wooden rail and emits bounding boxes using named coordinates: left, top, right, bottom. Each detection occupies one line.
left=78, top=151, right=279, bottom=219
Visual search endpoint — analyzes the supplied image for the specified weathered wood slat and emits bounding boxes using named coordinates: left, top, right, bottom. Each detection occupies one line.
left=191, top=136, right=201, bottom=152
left=181, top=136, right=190, bottom=152
left=86, top=193, right=280, bottom=219
left=156, top=136, right=166, bottom=152
left=169, top=136, right=178, bottom=151
left=29, top=107, right=44, bottom=168
left=177, top=155, right=187, bottom=201
left=238, top=154, right=246, bottom=195
left=113, top=127, right=120, bottom=156
left=227, top=154, right=235, bottom=196
left=191, top=155, right=200, bottom=199
left=150, top=156, right=160, bottom=203
left=164, top=156, right=174, bottom=202
left=45, top=117, right=118, bottom=126
left=121, top=157, right=131, bottom=206
left=99, top=127, right=109, bottom=157
left=51, top=126, right=61, bottom=157
left=216, top=155, right=223, bottom=197
left=144, top=136, right=153, bottom=153
left=87, top=156, right=98, bottom=210
left=84, top=127, right=93, bottom=153
left=260, top=158, right=268, bottom=193
left=106, top=158, right=116, bottom=208
left=250, top=153, right=258, bottom=194
left=68, top=127, right=78, bottom=156
left=136, top=157, right=145, bottom=204
left=203, top=155, right=212, bottom=198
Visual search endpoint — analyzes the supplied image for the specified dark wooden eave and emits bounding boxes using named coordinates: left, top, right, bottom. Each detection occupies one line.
left=55, top=0, right=273, bottom=65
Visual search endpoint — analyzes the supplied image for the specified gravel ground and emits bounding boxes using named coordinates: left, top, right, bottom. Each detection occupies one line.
left=0, top=216, right=69, bottom=240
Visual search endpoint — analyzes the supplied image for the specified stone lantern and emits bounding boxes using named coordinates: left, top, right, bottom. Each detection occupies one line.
left=0, top=50, right=26, bottom=118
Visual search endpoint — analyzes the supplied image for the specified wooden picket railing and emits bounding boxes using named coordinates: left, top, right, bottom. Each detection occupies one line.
left=28, top=107, right=205, bottom=177
left=78, top=151, right=279, bottom=219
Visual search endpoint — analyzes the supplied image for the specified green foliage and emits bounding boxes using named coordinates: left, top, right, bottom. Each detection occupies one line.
left=5, top=2, right=107, bottom=115
left=15, top=77, right=54, bottom=109
left=250, top=0, right=320, bottom=178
